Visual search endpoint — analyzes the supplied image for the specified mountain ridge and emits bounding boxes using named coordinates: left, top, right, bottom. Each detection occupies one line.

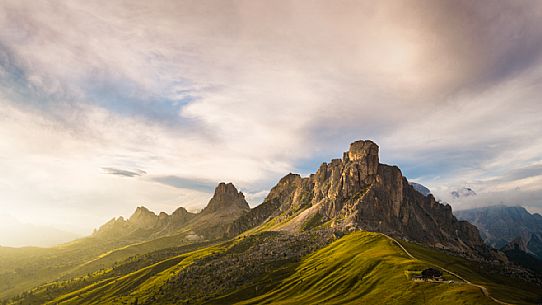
left=92, top=182, right=249, bottom=241
left=455, top=205, right=542, bottom=257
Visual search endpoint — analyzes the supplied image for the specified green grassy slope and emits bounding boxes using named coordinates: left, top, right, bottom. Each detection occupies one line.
left=64, top=231, right=201, bottom=277
left=33, top=231, right=536, bottom=305
left=399, top=241, right=542, bottom=305
left=0, top=231, right=212, bottom=303
left=0, top=237, right=142, bottom=299
left=45, top=244, right=228, bottom=305
left=3, top=240, right=221, bottom=305
left=230, top=232, right=495, bottom=305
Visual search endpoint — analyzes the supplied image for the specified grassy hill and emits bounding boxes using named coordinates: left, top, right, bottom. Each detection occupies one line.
left=9, top=230, right=539, bottom=305
left=0, top=231, right=205, bottom=301
left=219, top=232, right=498, bottom=305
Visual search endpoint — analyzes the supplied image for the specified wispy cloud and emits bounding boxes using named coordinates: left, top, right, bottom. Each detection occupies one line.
left=151, top=175, right=217, bottom=193
left=102, top=167, right=147, bottom=178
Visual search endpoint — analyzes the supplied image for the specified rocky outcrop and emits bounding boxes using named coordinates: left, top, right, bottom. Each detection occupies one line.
left=231, top=140, right=485, bottom=254
left=502, top=236, right=530, bottom=253
left=201, top=182, right=250, bottom=214
left=190, top=183, right=250, bottom=239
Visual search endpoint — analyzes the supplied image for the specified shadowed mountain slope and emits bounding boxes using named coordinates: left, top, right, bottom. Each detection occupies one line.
left=456, top=205, right=542, bottom=258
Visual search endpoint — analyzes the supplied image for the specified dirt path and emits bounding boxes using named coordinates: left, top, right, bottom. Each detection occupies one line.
left=384, top=235, right=512, bottom=305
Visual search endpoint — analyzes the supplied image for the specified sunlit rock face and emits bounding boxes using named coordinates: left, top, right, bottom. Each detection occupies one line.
left=231, top=140, right=485, bottom=255
left=202, top=182, right=250, bottom=214
left=189, top=182, right=251, bottom=239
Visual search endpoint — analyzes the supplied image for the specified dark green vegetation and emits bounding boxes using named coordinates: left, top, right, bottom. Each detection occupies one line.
left=503, top=247, right=542, bottom=275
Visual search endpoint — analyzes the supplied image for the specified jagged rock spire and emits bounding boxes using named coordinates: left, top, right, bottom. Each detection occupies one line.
left=203, top=182, right=249, bottom=214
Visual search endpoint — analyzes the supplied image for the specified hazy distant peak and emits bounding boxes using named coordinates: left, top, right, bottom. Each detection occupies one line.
left=409, top=182, right=431, bottom=197
left=128, top=206, right=159, bottom=229
left=451, top=187, right=477, bottom=199
left=455, top=205, right=542, bottom=256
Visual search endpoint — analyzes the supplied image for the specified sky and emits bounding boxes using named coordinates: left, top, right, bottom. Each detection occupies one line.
left=1, top=0, right=542, bottom=245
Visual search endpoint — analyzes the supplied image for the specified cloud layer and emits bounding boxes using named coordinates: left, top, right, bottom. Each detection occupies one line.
left=1, top=0, right=542, bottom=239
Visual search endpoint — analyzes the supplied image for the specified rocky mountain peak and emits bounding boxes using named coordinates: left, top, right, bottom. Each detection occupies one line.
left=172, top=206, right=190, bottom=216
left=171, top=207, right=196, bottom=223
left=346, top=140, right=379, bottom=163
left=203, top=182, right=249, bottom=214
left=131, top=206, right=154, bottom=216
left=231, top=139, right=485, bottom=255
left=128, top=206, right=158, bottom=229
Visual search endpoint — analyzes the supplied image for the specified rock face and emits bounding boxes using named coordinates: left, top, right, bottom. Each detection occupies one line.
left=456, top=205, right=542, bottom=258
left=201, top=183, right=250, bottom=214
left=191, top=183, right=250, bottom=239
left=232, top=140, right=484, bottom=254
left=502, top=236, right=530, bottom=253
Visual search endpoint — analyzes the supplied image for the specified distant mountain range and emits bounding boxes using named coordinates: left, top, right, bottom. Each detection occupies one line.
left=455, top=205, right=542, bottom=278
left=93, top=182, right=249, bottom=242
left=1, top=140, right=540, bottom=305
left=455, top=205, right=542, bottom=259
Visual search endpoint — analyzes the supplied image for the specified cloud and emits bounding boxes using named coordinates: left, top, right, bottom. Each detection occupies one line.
left=102, top=167, right=147, bottom=178
left=243, top=190, right=270, bottom=207
left=0, top=0, right=542, bottom=237
left=151, top=175, right=217, bottom=193
left=498, top=164, right=542, bottom=183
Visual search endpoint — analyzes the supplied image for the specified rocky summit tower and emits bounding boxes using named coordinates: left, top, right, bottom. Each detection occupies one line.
left=232, top=140, right=485, bottom=255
